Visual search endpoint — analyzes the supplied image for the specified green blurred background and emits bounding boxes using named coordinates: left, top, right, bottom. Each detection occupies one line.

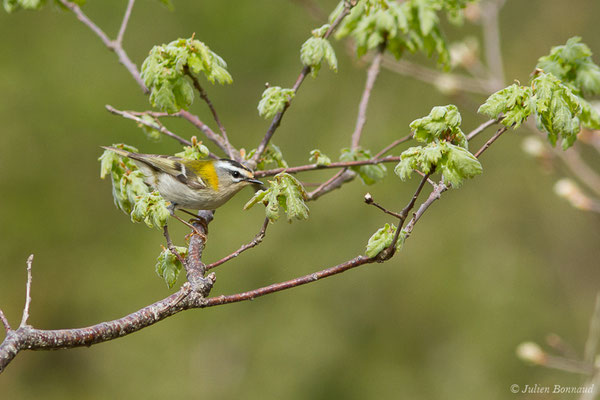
left=1, top=0, right=599, bottom=398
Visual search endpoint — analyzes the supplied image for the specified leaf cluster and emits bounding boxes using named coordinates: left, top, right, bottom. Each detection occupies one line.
left=156, top=246, right=188, bottom=288
left=340, top=147, right=387, bottom=185
left=300, top=25, right=338, bottom=78
left=478, top=37, right=600, bottom=149
left=537, top=37, right=600, bottom=97
left=244, top=173, right=309, bottom=223
left=99, top=144, right=171, bottom=229
left=409, top=104, right=467, bottom=147
left=365, top=223, right=405, bottom=258
left=131, top=191, right=171, bottom=229
left=332, top=0, right=473, bottom=64
left=396, top=105, right=482, bottom=187
left=257, top=87, right=295, bottom=119
left=141, top=37, right=232, bottom=113
left=99, top=144, right=148, bottom=214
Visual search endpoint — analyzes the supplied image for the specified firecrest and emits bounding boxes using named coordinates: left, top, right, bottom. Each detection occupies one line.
left=103, top=146, right=263, bottom=212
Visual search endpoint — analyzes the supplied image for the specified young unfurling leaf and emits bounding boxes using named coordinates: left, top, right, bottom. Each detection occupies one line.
left=257, top=87, right=295, bottom=119
left=309, top=149, right=332, bottom=166
left=395, top=141, right=481, bottom=187
left=141, top=37, right=232, bottom=113
left=365, top=223, right=405, bottom=258
left=131, top=191, right=171, bottom=229
left=478, top=84, right=533, bottom=128
left=156, top=246, right=188, bottom=288
left=244, top=173, right=309, bottom=223
left=340, top=147, right=386, bottom=185
left=410, top=105, right=467, bottom=147
left=300, top=37, right=338, bottom=77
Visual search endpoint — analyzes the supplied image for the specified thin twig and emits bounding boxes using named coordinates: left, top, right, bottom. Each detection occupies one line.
left=116, top=0, right=135, bottom=46
left=20, top=255, right=34, bottom=327
left=184, top=68, right=235, bottom=159
left=59, top=0, right=148, bottom=93
left=204, top=255, right=374, bottom=306
left=206, top=218, right=270, bottom=270
left=480, top=0, right=506, bottom=90
left=255, top=156, right=401, bottom=177
left=105, top=105, right=192, bottom=146
left=364, top=193, right=403, bottom=219
left=163, top=226, right=186, bottom=266
left=374, top=133, right=413, bottom=158
left=308, top=168, right=349, bottom=200
left=466, top=118, right=501, bottom=141
left=0, top=310, right=10, bottom=333
left=250, top=1, right=355, bottom=165
left=474, top=126, right=508, bottom=158
left=178, top=110, right=238, bottom=159
left=351, top=44, right=385, bottom=149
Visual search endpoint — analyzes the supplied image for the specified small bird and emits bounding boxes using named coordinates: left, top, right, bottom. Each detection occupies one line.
left=103, top=146, right=263, bottom=231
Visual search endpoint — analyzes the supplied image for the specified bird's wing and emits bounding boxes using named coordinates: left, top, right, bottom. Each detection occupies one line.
left=136, top=155, right=208, bottom=190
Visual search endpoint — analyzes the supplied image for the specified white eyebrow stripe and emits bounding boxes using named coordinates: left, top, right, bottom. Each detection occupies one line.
left=220, top=163, right=252, bottom=176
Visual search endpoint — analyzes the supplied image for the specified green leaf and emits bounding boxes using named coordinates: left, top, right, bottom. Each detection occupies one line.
left=395, top=141, right=481, bottom=187
left=244, top=173, right=309, bottom=223
left=257, top=86, right=295, bottom=119
left=537, top=37, right=600, bottom=97
left=340, top=147, right=387, bottom=185
left=441, top=143, right=482, bottom=187
left=131, top=191, right=171, bottom=229
left=141, top=37, right=232, bottom=113
left=478, top=84, right=533, bottom=128
left=156, top=246, right=187, bottom=288
left=309, top=149, right=332, bottom=166
left=531, top=72, right=582, bottom=149
left=300, top=37, right=338, bottom=77
left=365, top=223, right=405, bottom=258
left=333, top=0, right=469, bottom=66
left=410, top=105, right=467, bottom=147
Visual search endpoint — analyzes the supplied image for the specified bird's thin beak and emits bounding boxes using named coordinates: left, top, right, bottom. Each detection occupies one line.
left=247, top=178, right=264, bottom=186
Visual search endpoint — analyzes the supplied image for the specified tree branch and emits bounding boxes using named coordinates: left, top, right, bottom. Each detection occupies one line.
left=105, top=105, right=192, bottom=147
left=250, top=1, right=355, bottom=165
left=116, top=0, right=135, bottom=46
left=474, top=125, right=508, bottom=158
left=184, top=67, right=236, bottom=159
left=58, top=0, right=148, bottom=94
left=178, top=110, right=239, bottom=160
left=206, top=218, right=270, bottom=270
left=19, top=255, right=34, bottom=328
left=0, top=310, right=10, bottom=334
left=255, top=156, right=401, bottom=177
left=351, top=44, right=385, bottom=149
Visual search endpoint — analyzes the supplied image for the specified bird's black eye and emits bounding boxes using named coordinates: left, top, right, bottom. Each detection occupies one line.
left=232, top=171, right=241, bottom=179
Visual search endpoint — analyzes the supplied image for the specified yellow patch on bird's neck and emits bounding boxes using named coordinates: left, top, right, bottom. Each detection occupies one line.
left=194, top=161, right=219, bottom=191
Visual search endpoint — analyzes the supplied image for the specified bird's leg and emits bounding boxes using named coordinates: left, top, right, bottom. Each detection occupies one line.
left=172, top=214, right=207, bottom=242
left=167, top=203, right=207, bottom=241
left=178, top=209, right=211, bottom=239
